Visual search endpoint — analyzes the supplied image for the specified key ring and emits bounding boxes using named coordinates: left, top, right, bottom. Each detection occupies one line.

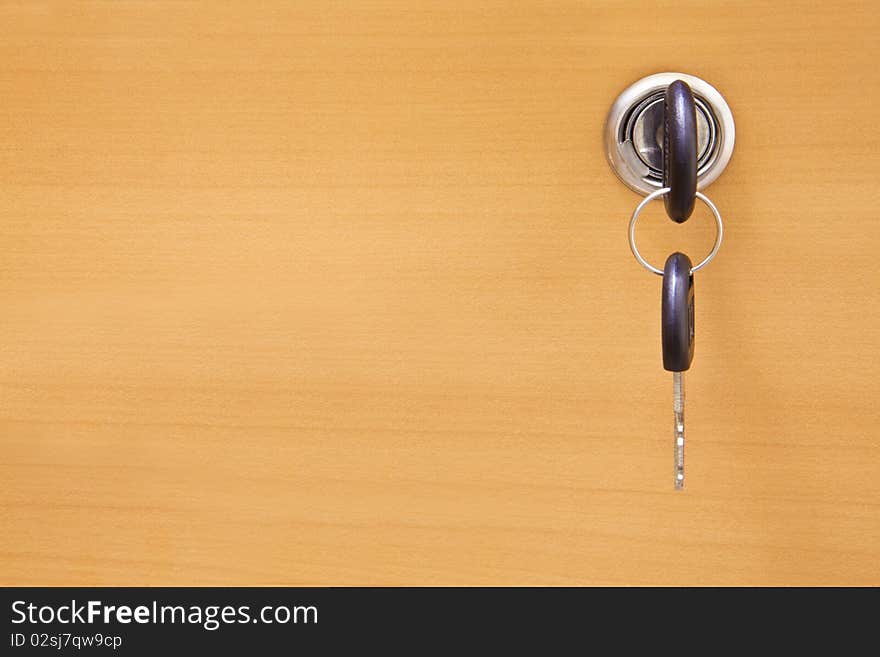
left=628, top=187, right=723, bottom=275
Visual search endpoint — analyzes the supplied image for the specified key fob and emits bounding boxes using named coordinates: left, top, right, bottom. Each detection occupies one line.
left=662, top=252, right=694, bottom=372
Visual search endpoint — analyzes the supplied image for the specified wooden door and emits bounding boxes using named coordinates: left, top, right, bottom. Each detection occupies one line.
left=2, top=1, right=878, bottom=585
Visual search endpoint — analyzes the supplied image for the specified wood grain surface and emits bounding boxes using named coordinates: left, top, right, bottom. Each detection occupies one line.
left=1, top=1, right=879, bottom=586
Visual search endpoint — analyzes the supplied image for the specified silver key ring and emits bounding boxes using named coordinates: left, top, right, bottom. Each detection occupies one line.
left=628, top=187, right=723, bottom=275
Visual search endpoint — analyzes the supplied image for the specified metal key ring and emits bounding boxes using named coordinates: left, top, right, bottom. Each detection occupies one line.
left=628, top=187, right=723, bottom=275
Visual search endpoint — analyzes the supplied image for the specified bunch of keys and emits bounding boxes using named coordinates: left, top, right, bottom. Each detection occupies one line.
left=625, top=80, right=725, bottom=490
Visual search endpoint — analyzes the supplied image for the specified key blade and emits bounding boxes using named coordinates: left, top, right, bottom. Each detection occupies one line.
left=673, top=371, right=685, bottom=490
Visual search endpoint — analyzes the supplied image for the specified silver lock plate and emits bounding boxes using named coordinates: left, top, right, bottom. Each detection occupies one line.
left=604, top=72, right=735, bottom=195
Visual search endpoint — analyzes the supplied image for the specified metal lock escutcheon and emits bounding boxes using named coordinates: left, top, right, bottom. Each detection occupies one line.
left=604, top=72, right=735, bottom=196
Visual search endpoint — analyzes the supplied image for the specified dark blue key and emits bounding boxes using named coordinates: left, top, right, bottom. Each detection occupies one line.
left=663, top=80, right=698, bottom=223
left=662, top=252, right=694, bottom=489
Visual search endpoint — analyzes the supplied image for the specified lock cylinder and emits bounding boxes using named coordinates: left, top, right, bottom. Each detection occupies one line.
left=604, top=72, right=735, bottom=195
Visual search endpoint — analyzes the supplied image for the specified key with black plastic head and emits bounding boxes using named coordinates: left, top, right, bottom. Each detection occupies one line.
left=662, top=252, right=694, bottom=489
left=663, top=80, right=698, bottom=223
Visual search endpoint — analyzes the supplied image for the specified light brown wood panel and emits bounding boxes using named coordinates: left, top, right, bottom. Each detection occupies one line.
left=1, top=1, right=878, bottom=585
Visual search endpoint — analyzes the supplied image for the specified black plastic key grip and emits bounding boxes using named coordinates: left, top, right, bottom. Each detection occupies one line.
left=662, top=252, right=694, bottom=372
left=663, top=80, right=698, bottom=223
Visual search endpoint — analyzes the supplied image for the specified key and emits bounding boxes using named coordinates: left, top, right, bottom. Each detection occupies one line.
left=662, top=80, right=698, bottom=223
left=662, top=252, right=695, bottom=490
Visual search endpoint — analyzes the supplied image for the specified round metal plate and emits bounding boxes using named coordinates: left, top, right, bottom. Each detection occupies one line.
left=604, top=72, right=735, bottom=195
